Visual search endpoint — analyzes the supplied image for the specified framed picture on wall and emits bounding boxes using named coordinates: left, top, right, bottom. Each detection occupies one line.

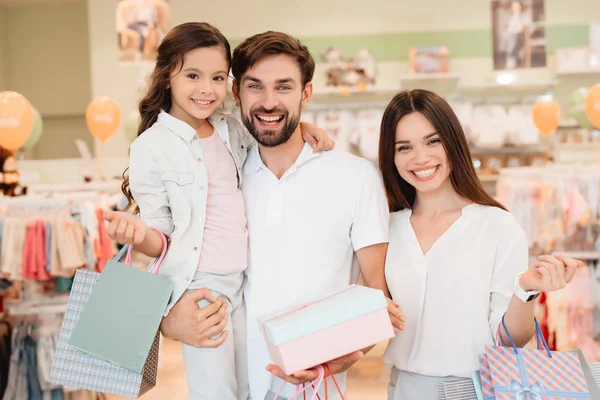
left=116, top=0, right=171, bottom=63
left=491, top=0, right=547, bottom=70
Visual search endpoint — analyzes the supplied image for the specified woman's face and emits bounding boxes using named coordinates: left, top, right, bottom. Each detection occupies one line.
left=393, top=112, right=451, bottom=194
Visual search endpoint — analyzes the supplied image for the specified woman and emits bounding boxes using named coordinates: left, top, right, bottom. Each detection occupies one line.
left=379, top=89, right=581, bottom=399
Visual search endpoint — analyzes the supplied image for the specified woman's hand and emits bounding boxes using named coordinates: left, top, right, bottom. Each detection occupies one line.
left=386, top=298, right=405, bottom=333
left=519, top=253, right=583, bottom=292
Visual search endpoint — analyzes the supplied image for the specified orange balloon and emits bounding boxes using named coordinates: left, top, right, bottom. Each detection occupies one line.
left=585, top=83, right=600, bottom=129
left=0, top=91, right=34, bottom=151
left=532, top=100, right=560, bottom=136
left=86, top=97, right=122, bottom=141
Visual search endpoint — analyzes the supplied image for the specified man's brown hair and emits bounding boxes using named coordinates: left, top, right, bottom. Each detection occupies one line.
left=232, top=31, right=315, bottom=87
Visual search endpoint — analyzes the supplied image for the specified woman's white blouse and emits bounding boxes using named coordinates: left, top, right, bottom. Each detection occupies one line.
left=383, top=204, right=529, bottom=378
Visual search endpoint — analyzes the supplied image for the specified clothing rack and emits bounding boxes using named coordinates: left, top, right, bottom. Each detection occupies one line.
left=7, top=302, right=68, bottom=317
left=0, top=192, right=100, bottom=208
left=563, top=251, right=600, bottom=261
left=496, top=163, right=600, bottom=257
left=498, top=164, right=600, bottom=178
left=6, top=294, right=69, bottom=317
left=0, top=191, right=122, bottom=216
left=27, top=180, right=123, bottom=196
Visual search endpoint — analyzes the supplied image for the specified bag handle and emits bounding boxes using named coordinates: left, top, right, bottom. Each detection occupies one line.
left=500, top=314, right=552, bottom=358
left=322, top=364, right=344, bottom=400
left=273, top=365, right=325, bottom=400
left=272, top=364, right=345, bottom=400
left=112, top=227, right=168, bottom=275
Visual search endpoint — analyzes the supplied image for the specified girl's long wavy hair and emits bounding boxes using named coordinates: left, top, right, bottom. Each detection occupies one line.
left=121, top=22, right=231, bottom=213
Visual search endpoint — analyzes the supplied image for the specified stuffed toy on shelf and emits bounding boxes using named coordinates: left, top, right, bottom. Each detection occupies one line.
left=321, top=47, right=377, bottom=88
left=0, top=148, right=27, bottom=197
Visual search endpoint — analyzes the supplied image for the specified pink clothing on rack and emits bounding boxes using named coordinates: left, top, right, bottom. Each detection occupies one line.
left=36, top=221, right=51, bottom=281
left=566, top=264, right=599, bottom=363
left=49, top=218, right=74, bottom=278
left=22, top=221, right=52, bottom=281
left=56, top=217, right=86, bottom=270
left=21, top=222, right=36, bottom=280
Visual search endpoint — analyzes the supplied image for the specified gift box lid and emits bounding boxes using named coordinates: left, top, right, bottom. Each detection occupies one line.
left=258, top=284, right=388, bottom=346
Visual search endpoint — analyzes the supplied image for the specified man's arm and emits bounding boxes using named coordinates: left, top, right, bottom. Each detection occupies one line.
left=356, top=243, right=390, bottom=297
left=160, top=288, right=229, bottom=348
left=356, top=243, right=404, bottom=332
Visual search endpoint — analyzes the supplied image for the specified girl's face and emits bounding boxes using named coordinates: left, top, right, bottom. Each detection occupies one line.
left=168, top=46, right=229, bottom=128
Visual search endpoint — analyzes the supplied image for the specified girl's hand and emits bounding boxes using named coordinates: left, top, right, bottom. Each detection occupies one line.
left=105, top=210, right=148, bottom=245
left=300, top=122, right=335, bottom=153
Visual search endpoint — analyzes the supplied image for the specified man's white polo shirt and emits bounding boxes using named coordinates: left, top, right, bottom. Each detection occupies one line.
left=241, top=142, right=390, bottom=399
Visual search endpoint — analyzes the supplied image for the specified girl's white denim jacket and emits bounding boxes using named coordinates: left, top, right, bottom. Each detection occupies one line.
left=129, top=110, right=253, bottom=314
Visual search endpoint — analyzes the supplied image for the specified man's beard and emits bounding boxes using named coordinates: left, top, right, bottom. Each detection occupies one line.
left=241, top=104, right=301, bottom=148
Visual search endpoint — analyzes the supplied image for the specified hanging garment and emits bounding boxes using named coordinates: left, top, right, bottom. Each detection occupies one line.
left=3, top=323, right=28, bottom=400
left=0, top=320, right=12, bottom=398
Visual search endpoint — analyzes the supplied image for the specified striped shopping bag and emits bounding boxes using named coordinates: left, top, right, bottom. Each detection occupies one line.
left=483, top=315, right=590, bottom=399
left=478, top=354, right=494, bottom=400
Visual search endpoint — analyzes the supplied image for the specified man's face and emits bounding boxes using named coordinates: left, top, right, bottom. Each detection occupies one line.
left=234, top=54, right=312, bottom=147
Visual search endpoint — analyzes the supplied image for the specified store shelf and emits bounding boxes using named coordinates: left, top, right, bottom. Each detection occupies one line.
left=553, top=143, right=600, bottom=164
left=399, top=72, right=462, bottom=81
left=556, top=67, right=600, bottom=76
left=562, top=251, right=600, bottom=260
left=459, top=79, right=558, bottom=93
left=470, top=145, right=548, bottom=156
left=399, top=72, right=462, bottom=92
left=478, top=174, right=500, bottom=182
left=312, top=84, right=401, bottom=97
left=558, top=119, right=580, bottom=128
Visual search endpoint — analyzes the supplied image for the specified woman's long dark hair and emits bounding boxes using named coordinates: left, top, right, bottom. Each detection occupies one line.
left=378, top=89, right=507, bottom=212
left=122, top=22, right=231, bottom=213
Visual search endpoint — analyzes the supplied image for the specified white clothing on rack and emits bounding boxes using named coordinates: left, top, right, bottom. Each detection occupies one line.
left=300, top=111, right=315, bottom=125
left=316, top=110, right=356, bottom=153
left=353, top=109, right=384, bottom=162
left=470, top=105, right=508, bottom=149
left=506, top=104, right=539, bottom=146
left=448, top=101, right=474, bottom=140
left=383, top=204, right=529, bottom=381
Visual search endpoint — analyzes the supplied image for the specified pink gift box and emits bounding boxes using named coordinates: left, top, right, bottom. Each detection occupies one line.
left=258, top=285, right=395, bottom=375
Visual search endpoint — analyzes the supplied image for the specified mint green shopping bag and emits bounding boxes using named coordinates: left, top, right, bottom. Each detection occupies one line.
left=68, top=232, right=173, bottom=373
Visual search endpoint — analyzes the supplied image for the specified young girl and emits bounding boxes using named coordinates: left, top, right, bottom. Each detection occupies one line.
left=104, top=22, right=332, bottom=400
left=378, top=89, right=582, bottom=399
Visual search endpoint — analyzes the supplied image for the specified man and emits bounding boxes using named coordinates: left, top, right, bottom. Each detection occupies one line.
left=161, top=31, right=403, bottom=399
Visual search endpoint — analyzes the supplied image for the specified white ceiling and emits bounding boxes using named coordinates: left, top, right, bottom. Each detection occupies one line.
left=0, top=0, right=83, bottom=6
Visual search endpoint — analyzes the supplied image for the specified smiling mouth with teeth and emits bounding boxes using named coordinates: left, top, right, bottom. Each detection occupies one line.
left=192, top=99, right=215, bottom=106
left=255, top=115, right=284, bottom=125
left=411, top=166, right=439, bottom=179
